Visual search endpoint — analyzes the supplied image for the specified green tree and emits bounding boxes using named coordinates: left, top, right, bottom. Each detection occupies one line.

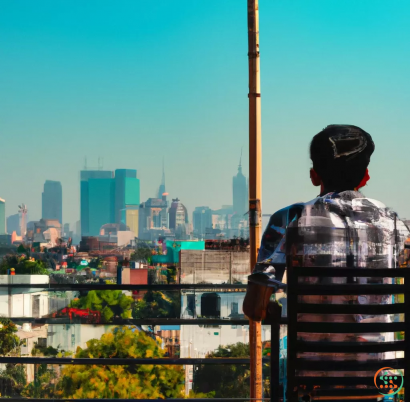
left=51, top=326, right=184, bottom=399
left=22, top=344, right=72, bottom=398
left=0, top=319, right=24, bottom=397
left=132, top=290, right=180, bottom=319
left=131, top=244, right=152, bottom=263
left=0, top=364, right=26, bottom=397
left=193, top=342, right=270, bottom=398
left=69, top=289, right=133, bottom=322
left=0, top=255, right=48, bottom=275
left=0, top=318, right=21, bottom=356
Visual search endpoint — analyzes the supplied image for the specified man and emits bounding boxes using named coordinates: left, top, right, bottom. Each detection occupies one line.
left=243, top=124, right=409, bottom=368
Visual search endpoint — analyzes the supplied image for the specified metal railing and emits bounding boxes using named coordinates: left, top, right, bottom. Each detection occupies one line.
left=0, top=281, right=286, bottom=402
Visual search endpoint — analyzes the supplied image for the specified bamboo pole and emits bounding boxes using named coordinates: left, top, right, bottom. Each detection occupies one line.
left=247, top=0, right=263, bottom=401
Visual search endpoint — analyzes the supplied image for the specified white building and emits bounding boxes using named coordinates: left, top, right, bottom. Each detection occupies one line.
left=0, top=275, right=49, bottom=383
left=47, top=324, right=109, bottom=353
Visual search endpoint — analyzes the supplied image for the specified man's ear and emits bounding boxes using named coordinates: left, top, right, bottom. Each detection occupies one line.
left=310, top=168, right=321, bottom=187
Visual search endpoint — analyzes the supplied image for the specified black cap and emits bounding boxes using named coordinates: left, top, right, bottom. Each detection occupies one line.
left=310, top=125, right=375, bottom=190
left=313, top=125, right=375, bottom=163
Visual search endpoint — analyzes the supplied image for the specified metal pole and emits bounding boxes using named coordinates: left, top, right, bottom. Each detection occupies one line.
left=247, top=0, right=263, bottom=401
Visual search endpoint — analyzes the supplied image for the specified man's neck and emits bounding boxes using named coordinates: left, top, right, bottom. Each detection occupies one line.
left=320, top=187, right=356, bottom=197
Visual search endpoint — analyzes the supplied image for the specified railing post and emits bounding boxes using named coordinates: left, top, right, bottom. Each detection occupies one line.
left=266, top=301, right=281, bottom=402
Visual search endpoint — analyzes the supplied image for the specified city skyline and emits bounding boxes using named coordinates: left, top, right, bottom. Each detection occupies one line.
left=2, top=1, right=410, bottom=225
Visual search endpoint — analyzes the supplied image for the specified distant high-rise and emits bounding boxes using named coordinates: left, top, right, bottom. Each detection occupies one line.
left=80, top=170, right=114, bottom=236
left=115, top=169, right=140, bottom=227
left=157, top=158, right=166, bottom=199
left=80, top=169, right=140, bottom=236
left=7, top=213, right=20, bottom=235
left=139, top=194, right=168, bottom=233
left=18, top=204, right=28, bottom=238
left=0, top=199, right=5, bottom=235
left=232, top=153, right=247, bottom=218
left=169, top=198, right=188, bottom=230
left=42, top=180, right=63, bottom=224
left=193, top=206, right=213, bottom=238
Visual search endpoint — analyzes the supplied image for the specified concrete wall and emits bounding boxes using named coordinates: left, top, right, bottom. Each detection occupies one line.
left=180, top=250, right=249, bottom=284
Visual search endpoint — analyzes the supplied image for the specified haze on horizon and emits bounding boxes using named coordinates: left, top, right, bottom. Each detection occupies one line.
left=1, top=0, right=410, bottom=229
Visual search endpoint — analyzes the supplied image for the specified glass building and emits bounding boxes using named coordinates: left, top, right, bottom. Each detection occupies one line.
left=80, top=170, right=113, bottom=236
left=42, top=180, right=63, bottom=224
left=80, top=169, right=140, bottom=236
left=0, top=198, right=5, bottom=235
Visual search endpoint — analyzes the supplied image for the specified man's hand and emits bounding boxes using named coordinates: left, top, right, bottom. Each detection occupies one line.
left=243, top=282, right=274, bottom=321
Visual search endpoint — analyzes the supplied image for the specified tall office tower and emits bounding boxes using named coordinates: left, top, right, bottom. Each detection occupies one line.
left=232, top=154, right=247, bottom=217
left=115, top=169, right=140, bottom=232
left=80, top=170, right=114, bottom=236
left=81, top=169, right=140, bottom=237
left=192, top=206, right=213, bottom=238
left=0, top=199, right=5, bottom=235
left=42, top=180, right=63, bottom=224
left=7, top=213, right=20, bottom=235
left=168, top=198, right=188, bottom=230
left=139, top=194, right=168, bottom=233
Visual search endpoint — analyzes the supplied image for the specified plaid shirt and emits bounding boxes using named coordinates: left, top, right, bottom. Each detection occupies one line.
left=257, top=190, right=410, bottom=368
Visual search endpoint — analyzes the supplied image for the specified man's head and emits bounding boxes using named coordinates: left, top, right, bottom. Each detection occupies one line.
left=310, top=125, right=375, bottom=192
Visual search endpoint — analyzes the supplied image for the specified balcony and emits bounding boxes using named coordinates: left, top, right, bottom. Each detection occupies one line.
left=0, top=273, right=285, bottom=401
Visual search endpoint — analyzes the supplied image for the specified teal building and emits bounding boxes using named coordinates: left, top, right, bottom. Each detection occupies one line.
left=80, top=170, right=113, bottom=236
left=115, top=169, right=140, bottom=224
left=80, top=169, right=140, bottom=236
left=0, top=198, right=5, bottom=235
left=151, top=240, right=205, bottom=265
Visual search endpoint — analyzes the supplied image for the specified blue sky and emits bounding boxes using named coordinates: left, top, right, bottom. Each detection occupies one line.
left=1, top=0, right=410, bottom=227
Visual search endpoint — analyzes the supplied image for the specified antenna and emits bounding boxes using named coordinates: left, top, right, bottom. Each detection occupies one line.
left=84, top=157, right=87, bottom=170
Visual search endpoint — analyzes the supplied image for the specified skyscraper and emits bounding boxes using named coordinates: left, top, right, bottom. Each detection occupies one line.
left=232, top=154, right=247, bottom=217
left=80, top=169, right=140, bottom=236
left=193, top=206, right=213, bottom=238
left=0, top=199, right=5, bottom=235
left=139, top=194, right=168, bottom=232
left=169, top=198, right=188, bottom=230
left=7, top=214, right=20, bottom=235
left=80, top=170, right=114, bottom=236
left=42, top=180, right=63, bottom=224
left=115, top=169, right=140, bottom=224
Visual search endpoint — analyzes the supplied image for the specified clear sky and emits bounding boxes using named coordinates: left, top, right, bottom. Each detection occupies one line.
left=1, top=0, right=410, bottom=228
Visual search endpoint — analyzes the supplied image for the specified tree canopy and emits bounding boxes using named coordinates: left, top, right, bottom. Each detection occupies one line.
left=0, top=318, right=21, bottom=356
left=54, top=326, right=185, bottom=399
left=131, top=244, right=152, bottom=263
left=0, top=319, right=24, bottom=397
left=69, top=289, right=133, bottom=322
left=132, top=290, right=180, bottom=319
left=193, top=342, right=270, bottom=398
left=0, top=254, right=49, bottom=275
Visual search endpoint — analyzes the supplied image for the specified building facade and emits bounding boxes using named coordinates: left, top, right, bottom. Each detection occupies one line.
left=80, top=169, right=140, bottom=237
left=139, top=195, right=169, bottom=239
left=0, top=198, right=5, bottom=235
left=192, top=206, right=213, bottom=239
left=7, top=213, right=20, bottom=235
left=232, top=158, right=247, bottom=220
left=81, top=170, right=113, bottom=236
left=168, top=198, right=188, bottom=240
left=114, top=169, right=140, bottom=224
left=42, top=180, right=62, bottom=224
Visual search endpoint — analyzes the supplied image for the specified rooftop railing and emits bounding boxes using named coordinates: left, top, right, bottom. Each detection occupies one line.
left=0, top=280, right=286, bottom=401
